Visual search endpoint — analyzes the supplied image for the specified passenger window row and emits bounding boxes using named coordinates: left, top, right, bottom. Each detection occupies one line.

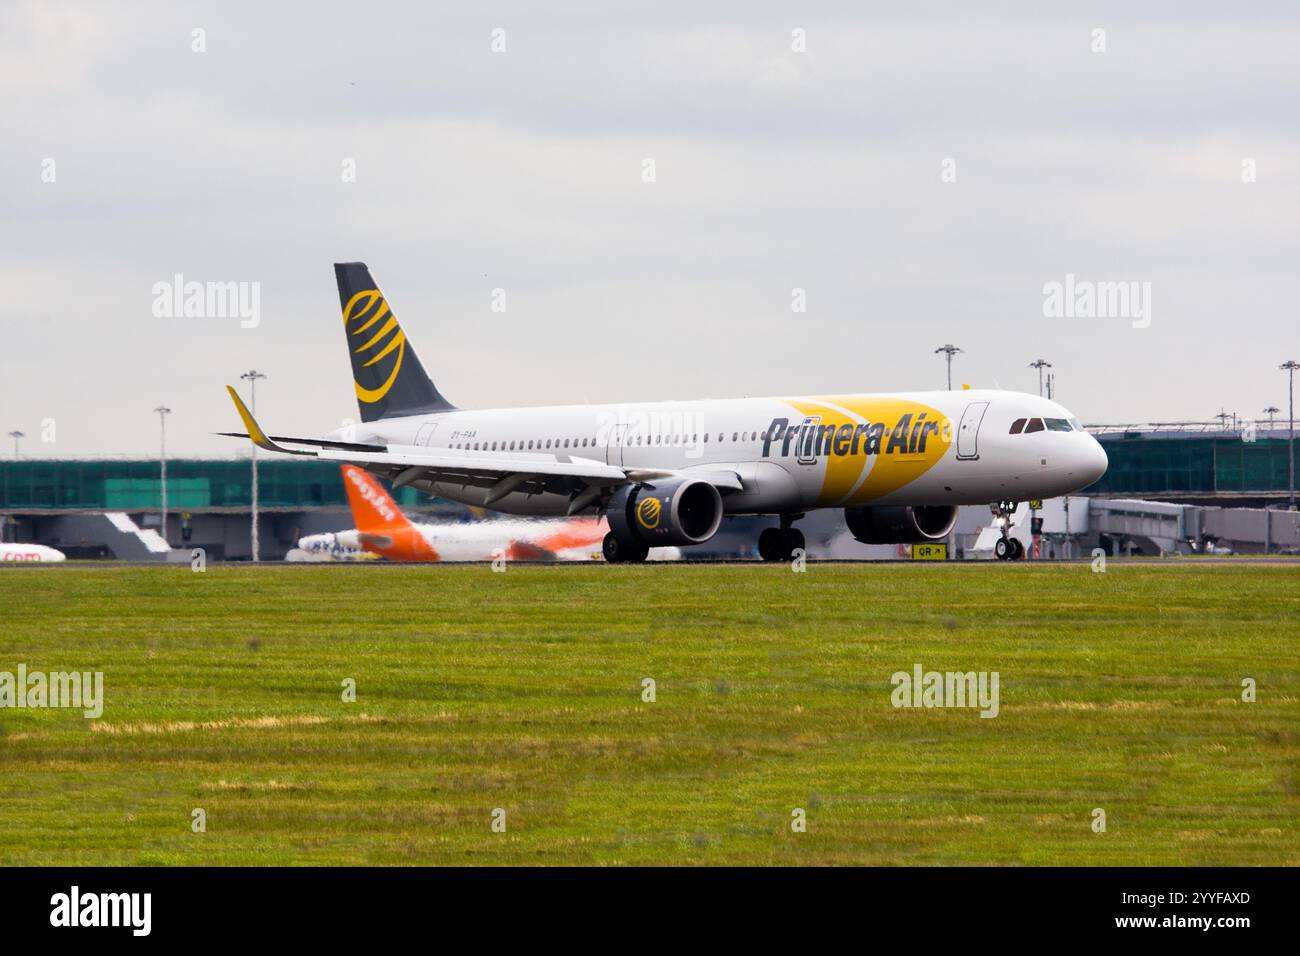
left=447, top=431, right=770, bottom=453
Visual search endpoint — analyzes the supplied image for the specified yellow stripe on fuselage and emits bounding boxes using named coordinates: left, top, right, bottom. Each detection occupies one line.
left=785, top=395, right=952, bottom=507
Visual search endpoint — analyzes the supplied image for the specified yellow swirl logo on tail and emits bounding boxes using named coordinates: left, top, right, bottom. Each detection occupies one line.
left=343, top=289, right=405, bottom=403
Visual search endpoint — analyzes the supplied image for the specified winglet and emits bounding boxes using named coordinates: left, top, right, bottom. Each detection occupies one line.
left=225, top=385, right=310, bottom=456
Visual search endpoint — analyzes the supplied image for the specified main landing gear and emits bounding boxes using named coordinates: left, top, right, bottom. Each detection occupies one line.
left=758, top=514, right=805, bottom=562
left=603, top=532, right=648, bottom=564
left=991, top=500, right=1024, bottom=561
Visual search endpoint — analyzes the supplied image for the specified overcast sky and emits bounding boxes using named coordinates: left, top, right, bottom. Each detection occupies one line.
left=3, top=1, right=1298, bottom=458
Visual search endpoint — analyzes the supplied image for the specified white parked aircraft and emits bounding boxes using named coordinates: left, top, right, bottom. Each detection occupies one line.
left=226, top=263, right=1108, bottom=562
left=0, top=543, right=66, bottom=562
left=287, top=465, right=612, bottom=562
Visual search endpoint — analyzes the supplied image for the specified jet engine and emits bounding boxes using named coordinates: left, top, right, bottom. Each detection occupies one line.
left=607, top=478, right=724, bottom=548
left=843, top=505, right=958, bottom=544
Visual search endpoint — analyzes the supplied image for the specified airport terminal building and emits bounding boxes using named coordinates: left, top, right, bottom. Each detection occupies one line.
left=1085, top=422, right=1295, bottom=506
left=0, top=457, right=468, bottom=560
left=2, top=423, right=1297, bottom=559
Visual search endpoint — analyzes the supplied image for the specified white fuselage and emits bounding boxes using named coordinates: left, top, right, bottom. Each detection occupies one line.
left=295, top=518, right=610, bottom=562
left=0, top=543, right=66, bottom=562
left=327, top=389, right=1108, bottom=516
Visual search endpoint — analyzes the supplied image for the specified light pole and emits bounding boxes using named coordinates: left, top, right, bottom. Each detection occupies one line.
left=1283, top=361, right=1299, bottom=509
left=153, top=406, right=171, bottom=544
left=1028, top=359, right=1052, bottom=397
left=240, top=370, right=267, bottom=560
left=7, top=430, right=23, bottom=459
left=934, top=344, right=963, bottom=390
left=1264, top=406, right=1279, bottom=431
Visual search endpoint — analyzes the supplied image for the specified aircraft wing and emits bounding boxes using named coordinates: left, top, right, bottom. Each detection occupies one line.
left=223, top=386, right=748, bottom=508
left=316, top=445, right=628, bottom=483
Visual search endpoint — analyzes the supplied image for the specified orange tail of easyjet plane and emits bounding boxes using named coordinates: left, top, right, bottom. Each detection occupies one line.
left=340, top=465, right=440, bottom=561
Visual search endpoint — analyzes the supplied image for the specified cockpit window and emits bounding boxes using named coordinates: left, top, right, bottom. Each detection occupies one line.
left=1023, top=418, right=1045, bottom=433
left=1045, top=418, right=1073, bottom=432
left=1009, top=418, right=1026, bottom=435
left=1069, top=417, right=1083, bottom=431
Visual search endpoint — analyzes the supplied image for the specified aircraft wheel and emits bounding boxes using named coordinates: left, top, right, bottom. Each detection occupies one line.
left=758, top=527, right=784, bottom=561
left=994, top=537, right=1010, bottom=561
left=1009, top=538, right=1024, bottom=560
left=782, top=528, right=806, bottom=560
left=603, top=532, right=648, bottom=564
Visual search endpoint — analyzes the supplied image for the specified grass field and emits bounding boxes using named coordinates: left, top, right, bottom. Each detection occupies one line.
left=1, top=561, right=1297, bottom=866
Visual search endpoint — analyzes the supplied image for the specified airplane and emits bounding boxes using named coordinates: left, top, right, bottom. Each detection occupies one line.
left=287, top=464, right=613, bottom=562
left=224, top=262, right=1108, bottom=562
left=0, top=543, right=66, bottom=562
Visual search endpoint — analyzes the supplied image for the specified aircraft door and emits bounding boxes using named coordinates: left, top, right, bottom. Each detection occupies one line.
left=605, top=424, right=627, bottom=466
left=415, top=423, right=440, bottom=447
left=955, top=402, right=989, bottom=460
left=795, top=416, right=821, bottom=465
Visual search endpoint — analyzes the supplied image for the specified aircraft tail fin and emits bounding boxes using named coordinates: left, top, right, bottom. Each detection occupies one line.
left=340, top=465, right=414, bottom=534
left=334, top=262, right=455, bottom=423
left=339, top=466, right=441, bottom=561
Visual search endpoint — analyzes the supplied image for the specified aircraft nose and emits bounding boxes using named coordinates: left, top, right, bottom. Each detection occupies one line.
left=1081, top=435, right=1108, bottom=485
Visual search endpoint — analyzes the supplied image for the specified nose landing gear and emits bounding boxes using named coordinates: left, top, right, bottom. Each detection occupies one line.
left=993, top=536, right=1023, bottom=560
left=758, top=513, right=805, bottom=562
left=991, top=501, right=1024, bottom=561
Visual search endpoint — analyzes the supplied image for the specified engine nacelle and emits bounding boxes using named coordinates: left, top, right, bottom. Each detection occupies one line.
left=607, top=478, right=724, bottom=547
left=844, top=505, right=958, bottom=544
